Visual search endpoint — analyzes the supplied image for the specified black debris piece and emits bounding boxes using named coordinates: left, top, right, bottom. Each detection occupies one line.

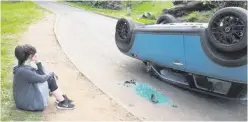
left=124, top=79, right=136, bottom=85
left=151, top=94, right=159, bottom=104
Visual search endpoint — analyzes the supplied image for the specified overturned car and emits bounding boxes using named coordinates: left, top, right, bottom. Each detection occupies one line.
left=115, top=7, right=247, bottom=99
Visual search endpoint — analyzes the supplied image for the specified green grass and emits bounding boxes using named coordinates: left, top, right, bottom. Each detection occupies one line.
left=184, top=9, right=216, bottom=22
left=1, top=1, right=46, bottom=121
left=65, top=1, right=173, bottom=24
left=133, top=1, right=173, bottom=14
left=65, top=1, right=215, bottom=23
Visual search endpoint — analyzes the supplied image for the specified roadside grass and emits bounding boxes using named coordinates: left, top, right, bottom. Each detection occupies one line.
left=184, top=9, right=216, bottom=22
left=64, top=1, right=214, bottom=23
left=64, top=1, right=173, bottom=24
left=1, top=1, right=45, bottom=121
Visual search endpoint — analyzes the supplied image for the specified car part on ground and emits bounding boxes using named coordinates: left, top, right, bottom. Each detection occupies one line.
left=135, top=82, right=173, bottom=104
left=151, top=94, right=159, bottom=103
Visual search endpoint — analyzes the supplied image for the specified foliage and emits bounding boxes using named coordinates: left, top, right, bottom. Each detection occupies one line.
left=141, top=12, right=156, bottom=20
left=172, top=1, right=247, bottom=9
left=184, top=9, right=215, bottom=22
left=183, top=11, right=198, bottom=22
left=207, top=1, right=247, bottom=10
left=66, top=1, right=173, bottom=24
left=67, top=1, right=247, bottom=23
left=69, top=1, right=123, bottom=10
left=171, top=1, right=247, bottom=22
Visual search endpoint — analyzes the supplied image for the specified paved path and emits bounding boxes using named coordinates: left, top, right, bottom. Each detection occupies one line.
left=37, top=2, right=247, bottom=121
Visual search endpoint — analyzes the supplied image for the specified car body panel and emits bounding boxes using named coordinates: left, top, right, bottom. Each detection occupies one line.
left=184, top=35, right=247, bottom=83
left=128, top=33, right=185, bottom=70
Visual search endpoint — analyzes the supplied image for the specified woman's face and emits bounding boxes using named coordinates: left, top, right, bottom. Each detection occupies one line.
left=30, top=53, right=37, bottom=62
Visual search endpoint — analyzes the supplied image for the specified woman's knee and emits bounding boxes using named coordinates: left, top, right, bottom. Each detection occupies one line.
left=47, top=77, right=58, bottom=92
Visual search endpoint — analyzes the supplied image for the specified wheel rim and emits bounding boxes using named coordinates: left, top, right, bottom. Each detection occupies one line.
left=116, top=20, right=129, bottom=43
left=210, top=12, right=245, bottom=46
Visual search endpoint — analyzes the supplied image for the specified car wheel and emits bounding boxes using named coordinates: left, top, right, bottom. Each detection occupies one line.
left=115, top=18, right=135, bottom=52
left=156, top=14, right=178, bottom=24
left=201, top=30, right=247, bottom=67
left=207, top=7, right=247, bottom=52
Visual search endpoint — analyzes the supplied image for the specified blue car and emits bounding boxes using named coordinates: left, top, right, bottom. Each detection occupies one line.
left=115, top=7, right=247, bottom=99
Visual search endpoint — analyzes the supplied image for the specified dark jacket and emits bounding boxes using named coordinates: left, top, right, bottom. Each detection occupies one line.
left=13, top=63, right=51, bottom=111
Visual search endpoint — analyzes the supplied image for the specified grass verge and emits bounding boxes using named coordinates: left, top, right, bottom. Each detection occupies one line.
left=1, top=1, right=45, bottom=121
left=183, top=9, right=216, bottom=22
left=64, top=1, right=173, bottom=24
left=64, top=1, right=215, bottom=23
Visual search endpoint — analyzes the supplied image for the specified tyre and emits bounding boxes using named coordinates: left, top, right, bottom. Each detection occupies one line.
left=115, top=18, right=135, bottom=52
left=156, top=14, right=178, bottom=24
left=201, top=30, right=247, bottom=67
left=207, top=7, right=247, bottom=52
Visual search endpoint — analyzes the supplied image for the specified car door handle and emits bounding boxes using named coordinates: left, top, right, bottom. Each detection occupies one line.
left=173, top=61, right=183, bottom=66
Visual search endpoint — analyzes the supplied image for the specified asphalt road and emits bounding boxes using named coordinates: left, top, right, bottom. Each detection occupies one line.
left=37, top=2, right=247, bottom=121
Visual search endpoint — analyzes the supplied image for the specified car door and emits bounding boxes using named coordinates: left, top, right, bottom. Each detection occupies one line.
left=131, top=33, right=186, bottom=71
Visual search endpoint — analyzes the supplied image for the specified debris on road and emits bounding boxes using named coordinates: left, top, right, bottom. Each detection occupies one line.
left=172, top=105, right=178, bottom=108
left=122, top=80, right=176, bottom=105
left=151, top=94, right=159, bottom=104
left=124, top=79, right=136, bottom=85
left=135, top=83, right=172, bottom=104
left=122, top=79, right=136, bottom=87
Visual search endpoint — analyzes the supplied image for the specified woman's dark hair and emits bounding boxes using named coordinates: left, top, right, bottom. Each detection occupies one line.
left=14, top=44, right=37, bottom=66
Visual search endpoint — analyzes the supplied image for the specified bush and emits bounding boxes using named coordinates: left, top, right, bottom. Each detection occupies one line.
left=183, top=11, right=197, bottom=22
left=209, top=1, right=247, bottom=10
left=184, top=9, right=215, bottom=22
left=141, top=12, right=156, bottom=20
left=124, top=1, right=144, bottom=8
left=168, top=1, right=247, bottom=22
left=69, top=1, right=123, bottom=10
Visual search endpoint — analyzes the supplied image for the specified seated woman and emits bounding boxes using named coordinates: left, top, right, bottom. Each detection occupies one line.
left=13, top=44, right=75, bottom=111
